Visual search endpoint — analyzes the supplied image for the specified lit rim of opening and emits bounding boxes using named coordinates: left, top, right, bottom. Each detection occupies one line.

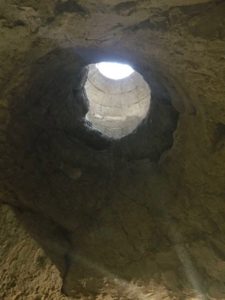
left=96, top=62, right=135, bottom=80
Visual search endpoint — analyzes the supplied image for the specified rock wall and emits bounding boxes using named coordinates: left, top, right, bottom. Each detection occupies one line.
left=0, top=204, right=72, bottom=300
left=0, top=0, right=225, bottom=299
left=85, top=64, right=150, bottom=139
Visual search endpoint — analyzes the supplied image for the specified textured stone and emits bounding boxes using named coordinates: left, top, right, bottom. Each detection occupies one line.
left=85, top=64, right=150, bottom=138
left=0, top=0, right=225, bottom=299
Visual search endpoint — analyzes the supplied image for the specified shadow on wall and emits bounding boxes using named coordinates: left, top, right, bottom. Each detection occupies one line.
left=5, top=47, right=184, bottom=299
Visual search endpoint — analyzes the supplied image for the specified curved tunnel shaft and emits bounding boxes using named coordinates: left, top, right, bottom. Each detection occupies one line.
left=2, top=47, right=179, bottom=298
left=0, top=1, right=225, bottom=299
left=85, top=64, right=151, bottom=139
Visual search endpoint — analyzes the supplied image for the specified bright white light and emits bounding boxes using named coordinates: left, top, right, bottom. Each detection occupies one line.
left=96, top=62, right=134, bottom=80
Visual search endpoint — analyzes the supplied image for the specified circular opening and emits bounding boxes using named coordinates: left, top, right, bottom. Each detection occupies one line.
left=84, top=62, right=151, bottom=139
left=96, top=62, right=134, bottom=80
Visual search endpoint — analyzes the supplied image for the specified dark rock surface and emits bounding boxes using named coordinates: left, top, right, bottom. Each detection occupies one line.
left=0, top=0, right=225, bottom=299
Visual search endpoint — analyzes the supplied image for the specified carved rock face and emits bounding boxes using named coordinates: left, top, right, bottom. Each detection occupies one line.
left=0, top=1, right=225, bottom=299
left=84, top=63, right=151, bottom=139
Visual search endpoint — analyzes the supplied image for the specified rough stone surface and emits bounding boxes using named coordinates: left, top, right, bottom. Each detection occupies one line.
left=85, top=64, right=151, bottom=139
left=0, top=204, right=72, bottom=300
left=0, top=0, right=225, bottom=299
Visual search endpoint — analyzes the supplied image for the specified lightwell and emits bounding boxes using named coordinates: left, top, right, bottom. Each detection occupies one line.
left=84, top=62, right=151, bottom=139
